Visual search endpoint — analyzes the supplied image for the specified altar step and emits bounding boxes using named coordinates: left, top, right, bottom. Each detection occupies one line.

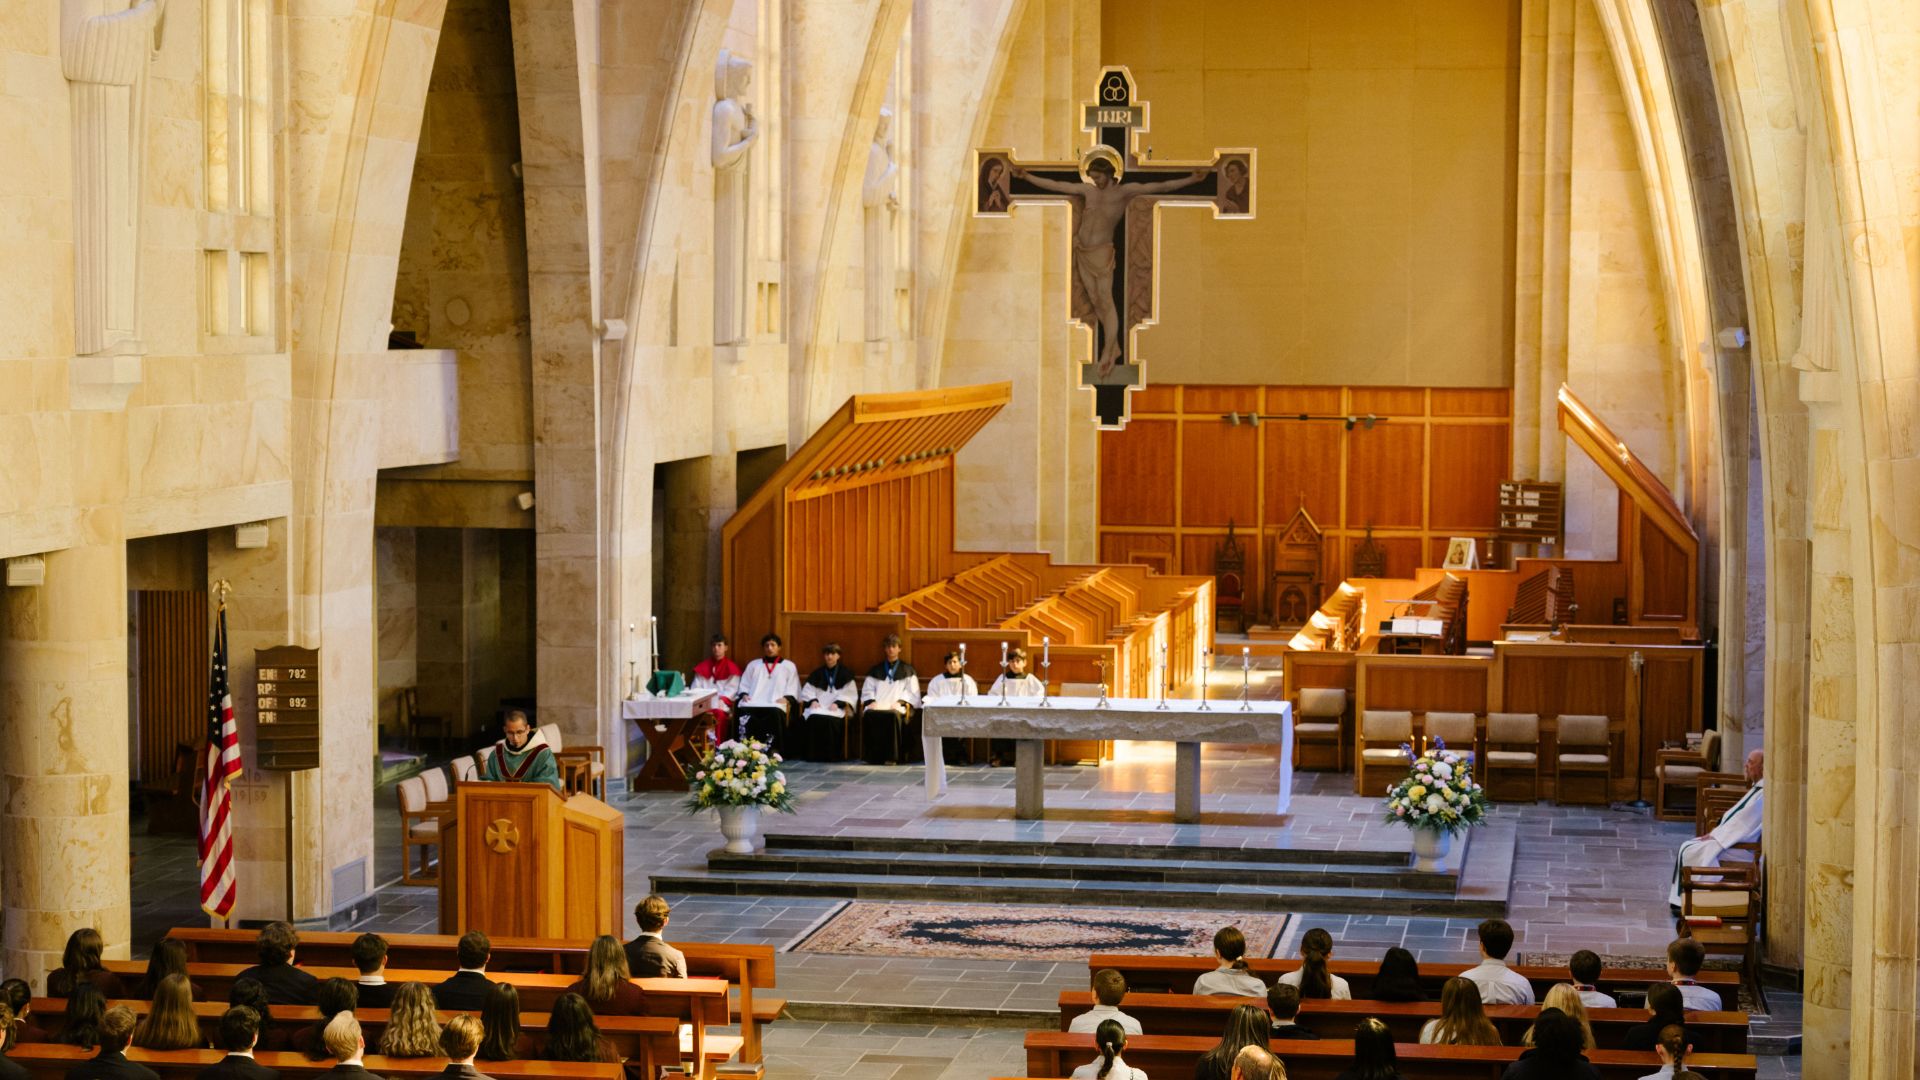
left=649, top=833, right=1508, bottom=918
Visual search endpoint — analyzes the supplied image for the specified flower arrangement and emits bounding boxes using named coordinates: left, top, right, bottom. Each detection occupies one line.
left=685, top=738, right=796, bottom=813
left=1382, top=739, right=1490, bottom=834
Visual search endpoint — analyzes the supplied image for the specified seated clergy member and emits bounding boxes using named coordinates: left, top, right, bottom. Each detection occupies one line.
left=736, top=633, right=801, bottom=752
left=237, top=922, right=320, bottom=1006
left=1069, top=969, right=1141, bottom=1035
left=478, top=710, right=562, bottom=792
left=625, top=895, right=688, bottom=978
left=690, top=635, right=742, bottom=743
left=1460, top=918, right=1535, bottom=1005
left=64, top=1007, right=158, bottom=1080
left=1669, top=749, right=1764, bottom=907
left=434, top=932, right=496, bottom=1010
left=800, top=643, right=858, bottom=761
left=196, top=1007, right=278, bottom=1080
left=859, top=634, right=921, bottom=764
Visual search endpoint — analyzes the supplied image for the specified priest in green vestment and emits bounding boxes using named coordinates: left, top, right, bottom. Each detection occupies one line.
left=479, top=709, right=564, bottom=792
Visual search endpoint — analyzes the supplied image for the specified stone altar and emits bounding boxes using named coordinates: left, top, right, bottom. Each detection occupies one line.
left=921, top=697, right=1293, bottom=823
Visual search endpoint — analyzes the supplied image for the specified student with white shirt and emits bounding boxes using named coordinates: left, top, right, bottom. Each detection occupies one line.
left=736, top=634, right=802, bottom=754
left=349, top=933, right=392, bottom=1009
left=1664, top=938, right=1722, bottom=1012
left=1069, top=1019, right=1146, bottom=1080
left=1568, top=950, right=1616, bottom=1010
left=858, top=634, right=922, bottom=764
left=1458, top=918, right=1535, bottom=1005
left=1275, top=927, right=1351, bottom=1000
left=1192, top=927, right=1268, bottom=997
left=1068, top=970, right=1141, bottom=1035
left=1638, top=1023, right=1706, bottom=1080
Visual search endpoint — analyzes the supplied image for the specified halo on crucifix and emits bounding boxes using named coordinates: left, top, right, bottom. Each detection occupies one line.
left=973, top=67, right=1256, bottom=429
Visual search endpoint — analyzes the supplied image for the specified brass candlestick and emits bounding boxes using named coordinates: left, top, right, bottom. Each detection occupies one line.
left=1095, top=657, right=1110, bottom=708
left=1198, top=647, right=1213, bottom=710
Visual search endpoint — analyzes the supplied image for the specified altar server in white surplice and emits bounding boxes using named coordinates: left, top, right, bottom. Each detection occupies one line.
left=859, top=634, right=921, bottom=765
left=983, top=647, right=1045, bottom=765
left=736, top=633, right=801, bottom=755
left=691, top=634, right=742, bottom=742
left=1669, top=749, right=1764, bottom=907
left=919, top=651, right=979, bottom=796
left=800, top=642, right=859, bottom=762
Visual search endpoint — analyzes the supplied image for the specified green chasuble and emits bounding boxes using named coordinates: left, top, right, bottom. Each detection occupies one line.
left=481, top=733, right=564, bottom=792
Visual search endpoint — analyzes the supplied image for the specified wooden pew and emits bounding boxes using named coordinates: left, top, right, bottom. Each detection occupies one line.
left=1023, top=1032, right=1758, bottom=1080
left=156, top=927, right=780, bottom=1063
left=2, top=1046, right=622, bottom=1080
left=1086, top=955, right=1741, bottom=1011
left=96, top=964, right=726, bottom=1076
left=1056, top=991, right=1749, bottom=1053
left=27, top=999, right=698, bottom=1078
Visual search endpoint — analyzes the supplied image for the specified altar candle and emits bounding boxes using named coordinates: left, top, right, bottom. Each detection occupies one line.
left=1042, top=636, right=1050, bottom=665
left=1000, top=640, right=1009, bottom=666
left=1242, top=645, right=1251, bottom=671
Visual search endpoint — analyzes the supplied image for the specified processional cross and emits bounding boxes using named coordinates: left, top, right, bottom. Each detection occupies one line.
left=975, top=68, right=1255, bottom=428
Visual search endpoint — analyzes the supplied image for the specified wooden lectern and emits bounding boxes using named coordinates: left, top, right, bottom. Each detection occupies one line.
left=436, top=782, right=624, bottom=938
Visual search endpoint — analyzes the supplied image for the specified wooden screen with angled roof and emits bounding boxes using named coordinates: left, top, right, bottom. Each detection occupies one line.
left=721, top=383, right=1015, bottom=644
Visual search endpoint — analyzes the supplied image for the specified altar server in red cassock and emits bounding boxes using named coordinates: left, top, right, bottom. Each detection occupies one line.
left=691, top=635, right=742, bottom=742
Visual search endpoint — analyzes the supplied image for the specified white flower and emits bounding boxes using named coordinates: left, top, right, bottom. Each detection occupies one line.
left=1425, top=794, right=1444, bottom=813
left=1432, top=762, right=1453, bottom=780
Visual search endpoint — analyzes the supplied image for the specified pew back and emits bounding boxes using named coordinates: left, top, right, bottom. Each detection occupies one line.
left=2, top=1046, right=623, bottom=1080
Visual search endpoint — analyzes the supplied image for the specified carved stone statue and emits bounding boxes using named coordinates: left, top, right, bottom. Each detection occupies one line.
left=711, top=49, right=758, bottom=345
left=861, top=107, right=899, bottom=342
left=62, top=0, right=165, bottom=404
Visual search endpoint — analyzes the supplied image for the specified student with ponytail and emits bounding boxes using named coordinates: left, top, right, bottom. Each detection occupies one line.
left=1637, top=1024, right=1706, bottom=1080
left=1275, top=928, right=1351, bottom=999
left=1193, top=927, right=1267, bottom=997
left=1069, top=1019, right=1146, bottom=1080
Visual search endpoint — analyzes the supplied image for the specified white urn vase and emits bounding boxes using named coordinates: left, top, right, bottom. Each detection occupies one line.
left=717, top=804, right=762, bottom=855
left=1410, top=827, right=1452, bottom=872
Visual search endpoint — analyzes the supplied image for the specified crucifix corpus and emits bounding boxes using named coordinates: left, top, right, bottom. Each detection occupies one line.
left=974, top=68, right=1255, bottom=428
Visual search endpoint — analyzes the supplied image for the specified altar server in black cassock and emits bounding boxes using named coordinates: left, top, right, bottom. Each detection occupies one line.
left=859, top=634, right=921, bottom=764
left=985, top=647, right=1046, bottom=766
left=800, top=643, right=858, bottom=761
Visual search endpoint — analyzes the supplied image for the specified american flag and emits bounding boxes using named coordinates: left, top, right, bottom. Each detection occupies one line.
left=197, top=602, right=243, bottom=918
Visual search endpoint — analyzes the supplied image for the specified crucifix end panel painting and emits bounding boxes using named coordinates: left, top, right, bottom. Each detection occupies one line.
left=974, top=68, right=1255, bottom=430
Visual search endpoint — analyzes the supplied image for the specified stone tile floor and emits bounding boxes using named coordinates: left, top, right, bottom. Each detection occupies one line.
left=129, top=740, right=1801, bottom=1078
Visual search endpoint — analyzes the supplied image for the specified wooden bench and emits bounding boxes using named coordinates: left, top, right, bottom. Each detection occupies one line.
left=1024, top=1031, right=1759, bottom=1080
left=160, top=927, right=781, bottom=1062
left=96, top=964, right=727, bottom=1077
left=1086, top=954, right=1741, bottom=1011
left=2, top=1046, right=622, bottom=1080
left=1057, top=991, right=1749, bottom=1053
left=26, top=998, right=724, bottom=1079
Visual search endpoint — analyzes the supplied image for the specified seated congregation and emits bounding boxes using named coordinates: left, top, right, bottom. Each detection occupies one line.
left=1035, top=920, right=1748, bottom=1080
left=15, top=900, right=730, bottom=1080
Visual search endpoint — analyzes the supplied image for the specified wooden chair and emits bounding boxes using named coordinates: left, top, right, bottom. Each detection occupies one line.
left=1553, top=713, right=1613, bottom=805
left=1356, top=710, right=1413, bottom=795
left=396, top=776, right=440, bottom=885
left=1483, top=712, right=1542, bottom=802
left=1422, top=712, right=1479, bottom=766
left=1213, top=526, right=1246, bottom=634
left=1681, top=854, right=1767, bottom=1010
left=540, top=723, right=607, bottom=799
left=397, top=689, right=446, bottom=752
left=1294, top=688, right=1348, bottom=771
left=1656, top=730, right=1723, bottom=820
left=421, top=767, right=449, bottom=805
left=1694, top=772, right=1752, bottom=834
left=139, top=743, right=202, bottom=836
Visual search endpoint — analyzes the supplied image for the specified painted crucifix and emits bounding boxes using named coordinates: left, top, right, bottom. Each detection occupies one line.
left=974, top=67, right=1255, bottom=428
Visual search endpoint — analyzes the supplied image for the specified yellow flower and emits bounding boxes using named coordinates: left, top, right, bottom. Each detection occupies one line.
left=1408, top=784, right=1427, bottom=800
left=770, top=782, right=785, bottom=795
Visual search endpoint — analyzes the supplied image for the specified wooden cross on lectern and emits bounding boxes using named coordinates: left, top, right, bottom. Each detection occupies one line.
left=975, top=68, right=1255, bottom=428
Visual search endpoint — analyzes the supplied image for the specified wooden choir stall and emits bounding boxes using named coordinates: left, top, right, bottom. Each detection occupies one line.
left=435, top=782, right=624, bottom=938
left=722, top=382, right=1216, bottom=766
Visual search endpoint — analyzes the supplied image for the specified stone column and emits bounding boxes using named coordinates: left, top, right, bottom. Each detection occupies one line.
left=0, top=409, right=131, bottom=985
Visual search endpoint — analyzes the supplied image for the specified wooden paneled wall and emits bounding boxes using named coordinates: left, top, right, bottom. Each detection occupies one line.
left=785, top=467, right=958, bottom=615
left=135, top=591, right=209, bottom=783
left=1097, top=385, right=1511, bottom=621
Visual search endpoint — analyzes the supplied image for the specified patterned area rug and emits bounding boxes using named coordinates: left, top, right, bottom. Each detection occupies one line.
left=793, top=901, right=1290, bottom=962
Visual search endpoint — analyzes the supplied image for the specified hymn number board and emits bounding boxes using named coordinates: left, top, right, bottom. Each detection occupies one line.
left=255, top=645, right=321, bottom=771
